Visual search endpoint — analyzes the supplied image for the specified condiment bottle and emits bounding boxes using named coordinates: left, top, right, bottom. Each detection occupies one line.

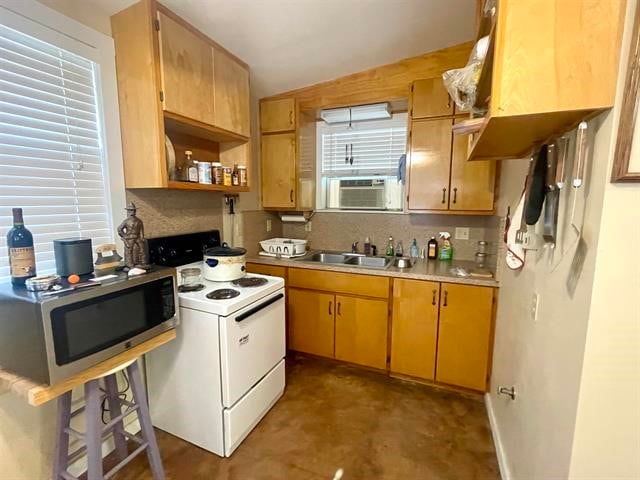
left=238, top=165, right=248, bottom=186
left=427, top=236, right=438, bottom=260
left=223, top=167, right=232, bottom=186
left=232, top=164, right=240, bottom=186
left=385, top=236, right=394, bottom=256
left=185, top=150, right=198, bottom=183
left=212, top=162, right=223, bottom=185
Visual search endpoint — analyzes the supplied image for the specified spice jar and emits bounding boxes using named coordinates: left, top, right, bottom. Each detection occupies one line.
left=211, top=162, right=223, bottom=185
left=185, top=150, right=198, bottom=183
left=232, top=164, right=240, bottom=186
left=223, top=167, right=232, bottom=186
left=238, top=165, right=248, bottom=186
left=197, top=161, right=212, bottom=184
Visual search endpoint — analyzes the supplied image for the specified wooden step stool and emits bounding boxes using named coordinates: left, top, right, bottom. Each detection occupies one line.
left=52, top=359, right=165, bottom=480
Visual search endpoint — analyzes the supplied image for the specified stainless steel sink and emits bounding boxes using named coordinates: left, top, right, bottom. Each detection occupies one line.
left=344, top=256, right=391, bottom=268
left=306, top=252, right=347, bottom=264
left=295, top=251, right=392, bottom=270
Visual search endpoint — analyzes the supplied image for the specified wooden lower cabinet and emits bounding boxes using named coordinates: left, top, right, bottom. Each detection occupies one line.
left=390, top=279, right=440, bottom=380
left=334, top=295, right=388, bottom=370
left=288, top=288, right=334, bottom=358
left=435, top=283, right=494, bottom=391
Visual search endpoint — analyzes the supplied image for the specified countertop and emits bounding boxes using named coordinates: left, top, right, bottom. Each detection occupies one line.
left=247, top=254, right=499, bottom=288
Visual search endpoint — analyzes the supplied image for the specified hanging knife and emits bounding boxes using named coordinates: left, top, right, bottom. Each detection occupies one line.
left=556, top=136, right=570, bottom=189
left=572, top=122, right=588, bottom=188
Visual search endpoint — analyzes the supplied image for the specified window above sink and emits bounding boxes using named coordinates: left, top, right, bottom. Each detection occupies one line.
left=315, top=113, right=407, bottom=212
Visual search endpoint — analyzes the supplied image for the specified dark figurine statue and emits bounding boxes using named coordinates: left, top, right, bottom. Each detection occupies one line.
left=117, top=202, right=149, bottom=269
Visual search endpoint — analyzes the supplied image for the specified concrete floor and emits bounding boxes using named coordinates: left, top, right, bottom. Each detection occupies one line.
left=109, top=354, right=500, bottom=479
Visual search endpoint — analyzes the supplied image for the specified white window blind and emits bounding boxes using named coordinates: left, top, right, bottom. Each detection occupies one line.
left=320, top=114, right=407, bottom=177
left=0, top=22, right=112, bottom=281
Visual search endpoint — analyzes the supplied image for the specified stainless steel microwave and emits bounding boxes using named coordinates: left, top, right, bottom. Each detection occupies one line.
left=0, top=267, right=178, bottom=385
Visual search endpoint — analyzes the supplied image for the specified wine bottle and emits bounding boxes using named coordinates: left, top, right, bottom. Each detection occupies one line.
left=7, top=208, right=36, bottom=285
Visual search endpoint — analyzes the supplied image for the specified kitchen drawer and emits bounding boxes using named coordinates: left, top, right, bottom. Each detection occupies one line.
left=288, top=268, right=389, bottom=299
left=246, top=263, right=287, bottom=280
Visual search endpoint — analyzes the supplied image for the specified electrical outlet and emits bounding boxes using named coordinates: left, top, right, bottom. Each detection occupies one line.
left=531, top=293, right=540, bottom=322
left=455, top=227, right=469, bottom=240
left=266, top=219, right=272, bottom=233
left=305, top=221, right=312, bottom=232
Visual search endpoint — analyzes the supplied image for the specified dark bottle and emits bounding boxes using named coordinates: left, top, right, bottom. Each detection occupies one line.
left=7, top=208, right=36, bottom=285
left=427, top=236, right=438, bottom=260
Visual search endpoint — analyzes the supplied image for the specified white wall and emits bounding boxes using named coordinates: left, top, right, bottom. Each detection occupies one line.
left=568, top=0, right=640, bottom=476
left=488, top=0, right=640, bottom=478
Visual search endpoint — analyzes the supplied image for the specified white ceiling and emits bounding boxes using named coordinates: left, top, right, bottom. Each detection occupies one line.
left=91, top=0, right=475, bottom=98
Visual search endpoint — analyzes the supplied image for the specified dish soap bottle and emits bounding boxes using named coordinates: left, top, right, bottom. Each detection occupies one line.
left=385, top=236, right=394, bottom=257
left=395, top=240, right=404, bottom=257
left=427, top=236, right=438, bottom=260
left=410, top=239, right=419, bottom=259
left=438, top=232, right=453, bottom=261
left=364, top=237, right=372, bottom=256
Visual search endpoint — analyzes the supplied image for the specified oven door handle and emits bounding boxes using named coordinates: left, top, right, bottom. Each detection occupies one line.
left=235, top=293, right=284, bottom=322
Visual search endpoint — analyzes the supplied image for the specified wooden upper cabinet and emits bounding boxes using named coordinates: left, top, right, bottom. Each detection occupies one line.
left=411, top=78, right=453, bottom=119
left=260, top=98, right=296, bottom=133
left=469, top=0, right=626, bottom=160
left=157, top=11, right=215, bottom=125
left=407, top=118, right=453, bottom=211
left=435, top=283, right=494, bottom=391
left=261, top=132, right=296, bottom=209
left=450, top=118, right=495, bottom=211
left=213, top=47, right=250, bottom=137
left=334, top=295, right=388, bottom=370
left=390, top=279, right=439, bottom=380
left=288, top=288, right=335, bottom=358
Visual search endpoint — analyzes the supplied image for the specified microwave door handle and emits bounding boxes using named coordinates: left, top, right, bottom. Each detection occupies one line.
left=235, top=293, right=284, bottom=322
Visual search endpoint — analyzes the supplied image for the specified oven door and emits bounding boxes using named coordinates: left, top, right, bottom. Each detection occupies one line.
left=44, top=274, right=177, bottom=383
left=219, top=289, right=286, bottom=408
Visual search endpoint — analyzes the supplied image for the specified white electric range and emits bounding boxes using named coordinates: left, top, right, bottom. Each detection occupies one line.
left=145, top=232, right=286, bottom=457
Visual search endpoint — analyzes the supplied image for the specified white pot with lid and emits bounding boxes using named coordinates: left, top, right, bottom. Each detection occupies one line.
left=203, top=243, right=247, bottom=282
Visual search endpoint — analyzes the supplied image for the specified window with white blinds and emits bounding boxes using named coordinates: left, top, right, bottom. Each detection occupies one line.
left=0, top=22, right=112, bottom=281
left=319, top=114, right=407, bottom=177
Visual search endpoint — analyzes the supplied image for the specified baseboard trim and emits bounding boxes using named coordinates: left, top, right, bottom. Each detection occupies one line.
left=485, top=393, right=511, bottom=480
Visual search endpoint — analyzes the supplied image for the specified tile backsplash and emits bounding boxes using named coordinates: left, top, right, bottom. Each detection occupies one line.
left=126, top=189, right=223, bottom=238
left=282, top=212, right=501, bottom=264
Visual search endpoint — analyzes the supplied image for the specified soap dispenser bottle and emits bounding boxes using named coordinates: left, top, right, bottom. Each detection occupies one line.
left=410, top=239, right=419, bottom=259
left=438, top=232, right=453, bottom=261
left=385, top=236, right=394, bottom=256
left=364, top=237, right=372, bottom=256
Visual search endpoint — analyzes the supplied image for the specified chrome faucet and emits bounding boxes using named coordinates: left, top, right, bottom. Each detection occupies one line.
left=351, top=241, right=359, bottom=254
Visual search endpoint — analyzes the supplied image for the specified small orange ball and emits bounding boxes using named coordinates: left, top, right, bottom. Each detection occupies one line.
left=68, top=274, right=80, bottom=284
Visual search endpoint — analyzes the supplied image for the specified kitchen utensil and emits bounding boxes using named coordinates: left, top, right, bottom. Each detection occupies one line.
left=505, top=194, right=526, bottom=270
left=94, top=243, right=123, bottom=272
left=165, top=134, right=177, bottom=180
left=53, top=238, right=94, bottom=276
left=572, top=122, right=588, bottom=188
left=25, top=274, right=61, bottom=292
left=515, top=156, right=536, bottom=244
left=566, top=237, right=588, bottom=296
left=555, top=136, right=570, bottom=189
left=394, top=257, right=413, bottom=269
left=543, top=143, right=559, bottom=245
left=524, top=146, right=548, bottom=225
left=203, top=243, right=247, bottom=282
left=180, top=267, right=201, bottom=287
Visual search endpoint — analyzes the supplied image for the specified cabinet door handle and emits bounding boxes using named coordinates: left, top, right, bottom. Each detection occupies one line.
left=453, top=187, right=458, bottom=204
left=289, top=110, right=294, bottom=126
left=290, top=189, right=294, bottom=203
left=443, top=291, right=448, bottom=307
left=441, top=187, right=447, bottom=204
left=432, top=289, right=437, bottom=306
left=328, top=301, right=332, bottom=315
left=337, top=302, right=341, bottom=316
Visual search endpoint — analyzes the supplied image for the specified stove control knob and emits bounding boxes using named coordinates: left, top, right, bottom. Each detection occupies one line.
left=169, top=249, right=177, bottom=257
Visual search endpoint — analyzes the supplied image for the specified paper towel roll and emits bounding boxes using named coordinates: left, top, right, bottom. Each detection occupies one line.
left=280, top=214, right=307, bottom=223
